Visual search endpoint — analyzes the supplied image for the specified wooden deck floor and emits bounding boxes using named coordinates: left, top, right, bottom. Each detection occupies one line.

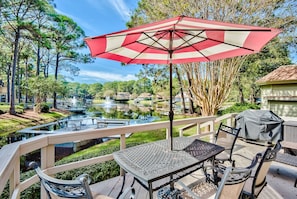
left=90, top=139, right=297, bottom=199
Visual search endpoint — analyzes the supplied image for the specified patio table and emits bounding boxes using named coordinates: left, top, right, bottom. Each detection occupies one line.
left=113, top=136, right=224, bottom=199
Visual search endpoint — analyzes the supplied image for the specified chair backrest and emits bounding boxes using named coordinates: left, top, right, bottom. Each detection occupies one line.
left=29, top=162, right=93, bottom=199
left=253, top=140, right=282, bottom=187
left=216, top=154, right=258, bottom=199
left=215, top=123, right=241, bottom=157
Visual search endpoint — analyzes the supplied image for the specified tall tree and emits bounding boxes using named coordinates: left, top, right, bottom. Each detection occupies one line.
left=183, top=60, right=243, bottom=115
left=88, top=83, right=103, bottom=99
left=235, top=41, right=292, bottom=103
left=129, top=0, right=296, bottom=116
left=48, top=13, right=86, bottom=108
left=26, top=76, right=58, bottom=113
left=1, top=0, right=51, bottom=114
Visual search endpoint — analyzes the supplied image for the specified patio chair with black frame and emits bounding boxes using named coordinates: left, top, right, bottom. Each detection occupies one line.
left=241, top=140, right=282, bottom=199
left=29, top=162, right=135, bottom=199
left=213, top=123, right=241, bottom=167
left=177, top=153, right=259, bottom=199
left=201, top=123, right=241, bottom=186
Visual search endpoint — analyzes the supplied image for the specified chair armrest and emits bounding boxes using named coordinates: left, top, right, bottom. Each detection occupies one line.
left=76, top=174, right=92, bottom=184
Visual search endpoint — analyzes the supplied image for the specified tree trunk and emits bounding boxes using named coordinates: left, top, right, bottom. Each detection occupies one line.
left=25, top=58, right=29, bottom=104
left=53, top=53, right=59, bottom=109
left=174, top=66, right=186, bottom=114
left=6, top=63, right=11, bottom=103
left=36, top=41, right=41, bottom=76
left=9, top=28, right=20, bottom=115
left=237, top=75, right=245, bottom=103
left=34, top=94, right=42, bottom=113
left=17, top=55, right=21, bottom=104
left=186, top=71, right=194, bottom=114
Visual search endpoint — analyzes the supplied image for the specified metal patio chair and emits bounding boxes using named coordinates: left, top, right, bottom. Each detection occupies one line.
left=241, top=140, right=282, bottom=199
left=214, top=123, right=241, bottom=167
left=177, top=154, right=258, bottom=199
left=29, top=162, right=135, bottom=199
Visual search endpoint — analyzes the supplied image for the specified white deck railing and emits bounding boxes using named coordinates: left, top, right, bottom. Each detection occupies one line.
left=0, top=114, right=237, bottom=199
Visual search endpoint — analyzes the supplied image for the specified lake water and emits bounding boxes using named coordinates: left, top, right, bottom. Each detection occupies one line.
left=4, top=100, right=165, bottom=145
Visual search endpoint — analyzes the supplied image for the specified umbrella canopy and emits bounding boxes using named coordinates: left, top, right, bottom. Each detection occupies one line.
left=85, top=15, right=280, bottom=150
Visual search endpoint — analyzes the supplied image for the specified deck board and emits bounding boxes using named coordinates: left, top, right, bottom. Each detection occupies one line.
left=90, top=139, right=297, bottom=199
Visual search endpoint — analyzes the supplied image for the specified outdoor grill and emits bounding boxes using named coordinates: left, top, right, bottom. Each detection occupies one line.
left=235, top=110, right=284, bottom=143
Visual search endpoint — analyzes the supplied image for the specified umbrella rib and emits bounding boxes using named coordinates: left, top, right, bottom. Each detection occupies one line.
left=141, top=31, right=172, bottom=51
left=125, top=44, right=152, bottom=64
left=171, top=30, right=211, bottom=61
left=89, top=27, right=273, bottom=61
left=182, top=30, right=256, bottom=52
left=126, top=31, right=170, bottom=64
left=89, top=28, right=272, bottom=39
left=169, top=30, right=256, bottom=61
left=91, top=31, right=168, bottom=57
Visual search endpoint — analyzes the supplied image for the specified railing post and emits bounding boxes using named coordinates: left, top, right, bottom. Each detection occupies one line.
left=10, top=157, right=20, bottom=199
left=196, top=123, right=201, bottom=136
left=40, top=144, right=55, bottom=198
left=210, top=120, right=215, bottom=143
left=120, top=134, right=126, bottom=176
left=179, top=129, right=183, bottom=137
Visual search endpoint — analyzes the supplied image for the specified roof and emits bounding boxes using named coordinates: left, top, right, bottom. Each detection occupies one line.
left=256, top=65, right=297, bottom=85
left=138, top=93, right=152, bottom=98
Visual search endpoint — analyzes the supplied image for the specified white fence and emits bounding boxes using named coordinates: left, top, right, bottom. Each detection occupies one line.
left=0, top=114, right=237, bottom=199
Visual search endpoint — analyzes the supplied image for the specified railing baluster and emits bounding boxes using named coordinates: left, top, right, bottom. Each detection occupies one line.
left=120, top=134, right=126, bottom=176
left=0, top=114, right=238, bottom=198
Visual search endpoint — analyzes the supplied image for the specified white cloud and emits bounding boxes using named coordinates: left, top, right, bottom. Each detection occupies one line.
left=107, top=0, right=131, bottom=21
left=54, top=8, right=99, bottom=36
left=79, top=70, right=137, bottom=82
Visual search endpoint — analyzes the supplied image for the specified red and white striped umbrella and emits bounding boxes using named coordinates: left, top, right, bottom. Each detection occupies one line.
left=85, top=15, right=280, bottom=150
left=85, top=16, right=280, bottom=64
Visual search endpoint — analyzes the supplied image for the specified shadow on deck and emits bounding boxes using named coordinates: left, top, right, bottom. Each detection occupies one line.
left=90, top=139, right=297, bottom=199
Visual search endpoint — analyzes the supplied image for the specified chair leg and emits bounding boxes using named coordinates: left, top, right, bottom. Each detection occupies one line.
left=117, top=174, right=126, bottom=199
left=232, top=160, right=235, bottom=167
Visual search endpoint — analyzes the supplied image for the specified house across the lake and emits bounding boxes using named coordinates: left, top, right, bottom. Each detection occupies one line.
left=115, top=92, right=130, bottom=101
left=257, top=65, right=297, bottom=117
left=0, top=80, right=7, bottom=102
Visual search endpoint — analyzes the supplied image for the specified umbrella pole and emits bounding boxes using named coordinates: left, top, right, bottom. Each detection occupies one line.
left=169, top=62, right=174, bottom=151
left=169, top=30, right=174, bottom=151
left=169, top=54, right=175, bottom=192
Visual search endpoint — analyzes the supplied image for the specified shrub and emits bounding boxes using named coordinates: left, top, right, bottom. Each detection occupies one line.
left=218, top=103, right=260, bottom=116
left=40, top=103, right=49, bottom=113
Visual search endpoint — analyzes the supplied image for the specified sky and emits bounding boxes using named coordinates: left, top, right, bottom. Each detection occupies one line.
left=54, top=0, right=141, bottom=84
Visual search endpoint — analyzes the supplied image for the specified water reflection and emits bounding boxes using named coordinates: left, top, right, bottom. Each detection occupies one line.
left=5, top=100, right=165, bottom=145
left=90, top=100, right=159, bottom=121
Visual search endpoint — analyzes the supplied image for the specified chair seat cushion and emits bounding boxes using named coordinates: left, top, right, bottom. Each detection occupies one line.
left=180, top=181, right=217, bottom=199
left=243, top=177, right=267, bottom=197
left=215, top=151, right=230, bottom=161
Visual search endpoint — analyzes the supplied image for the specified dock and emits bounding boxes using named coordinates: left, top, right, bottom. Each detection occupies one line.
left=16, top=118, right=131, bottom=152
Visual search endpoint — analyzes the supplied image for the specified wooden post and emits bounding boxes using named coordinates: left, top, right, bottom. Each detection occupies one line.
left=166, top=128, right=169, bottom=140
left=40, top=145, right=55, bottom=198
left=210, top=120, right=215, bottom=143
left=120, top=134, right=126, bottom=176
left=196, top=123, right=201, bottom=136
left=10, top=157, right=20, bottom=199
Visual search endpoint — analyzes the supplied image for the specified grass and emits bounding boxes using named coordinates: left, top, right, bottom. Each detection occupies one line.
left=0, top=108, right=67, bottom=136
left=58, top=115, right=196, bottom=163
left=0, top=103, right=24, bottom=114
